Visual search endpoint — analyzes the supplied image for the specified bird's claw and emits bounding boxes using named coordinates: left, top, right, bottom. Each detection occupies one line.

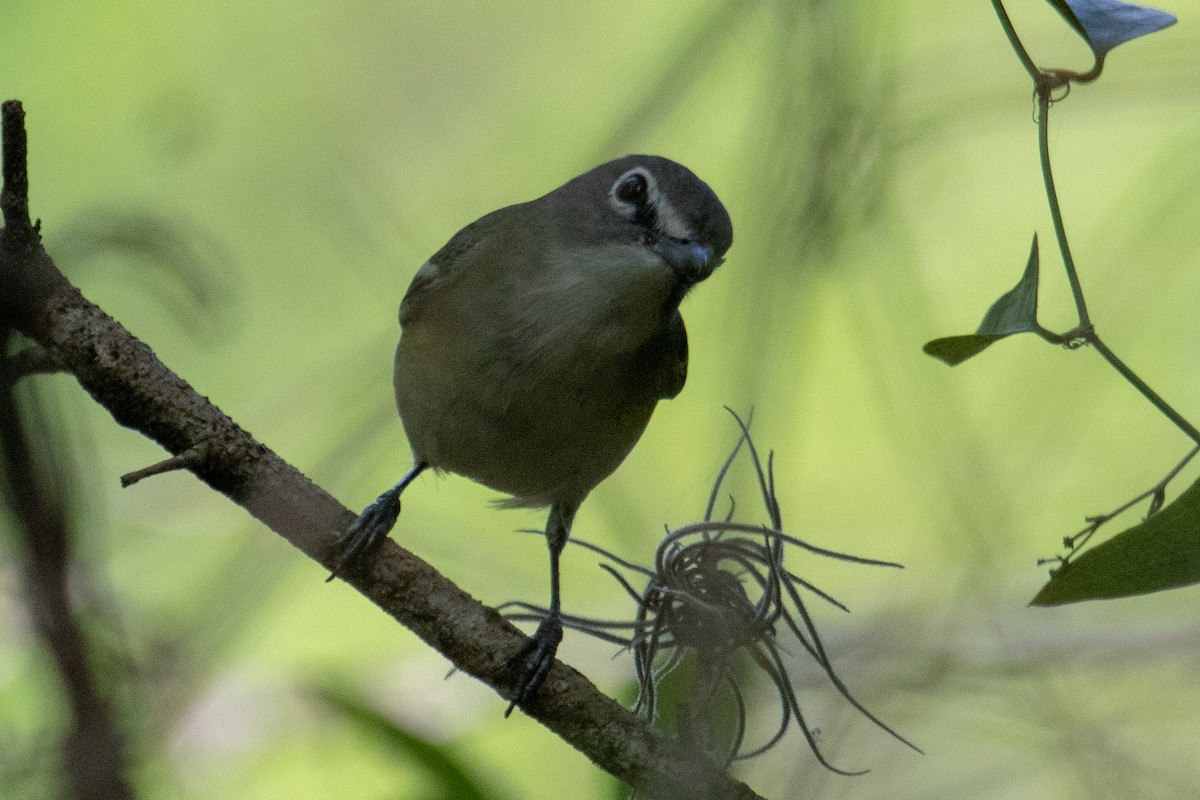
left=326, top=491, right=402, bottom=582
left=505, top=614, right=563, bottom=716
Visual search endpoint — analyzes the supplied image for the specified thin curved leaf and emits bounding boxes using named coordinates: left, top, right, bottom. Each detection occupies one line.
left=924, top=235, right=1041, bottom=366
left=1031, top=475, right=1200, bottom=605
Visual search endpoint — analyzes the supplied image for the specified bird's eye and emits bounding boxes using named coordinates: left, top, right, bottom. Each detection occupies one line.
left=614, top=172, right=649, bottom=205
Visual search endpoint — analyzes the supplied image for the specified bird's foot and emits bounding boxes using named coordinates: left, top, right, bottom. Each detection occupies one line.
left=505, top=614, right=563, bottom=716
left=326, top=490, right=402, bottom=582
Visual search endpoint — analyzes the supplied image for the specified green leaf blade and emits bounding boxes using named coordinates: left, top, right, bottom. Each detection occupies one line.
left=923, top=235, right=1041, bottom=366
left=976, top=235, right=1041, bottom=337
left=922, top=334, right=1006, bottom=366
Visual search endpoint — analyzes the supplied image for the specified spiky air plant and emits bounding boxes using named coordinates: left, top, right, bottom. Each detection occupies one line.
left=502, top=410, right=922, bottom=774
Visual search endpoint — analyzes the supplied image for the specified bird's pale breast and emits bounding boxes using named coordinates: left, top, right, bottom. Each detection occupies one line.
left=394, top=242, right=675, bottom=508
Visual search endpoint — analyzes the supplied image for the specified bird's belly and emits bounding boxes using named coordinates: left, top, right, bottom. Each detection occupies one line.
left=395, top=331, right=657, bottom=508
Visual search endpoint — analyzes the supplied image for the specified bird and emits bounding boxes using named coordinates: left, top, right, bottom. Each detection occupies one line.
left=330, top=154, right=733, bottom=713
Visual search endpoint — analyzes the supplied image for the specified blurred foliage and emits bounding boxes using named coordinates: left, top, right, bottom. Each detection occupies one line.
left=312, top=682, right=504, bottom=800
left=49, top=206, right=241, bottom=344
left=3, top=1, right=1200, bottom=799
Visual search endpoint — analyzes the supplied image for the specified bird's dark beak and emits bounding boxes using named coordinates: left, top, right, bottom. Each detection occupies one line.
left=653, top=237, right=721, bottom=284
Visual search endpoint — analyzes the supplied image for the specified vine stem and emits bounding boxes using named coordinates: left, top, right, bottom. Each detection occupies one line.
left=1085, top=333, right=1200, bottom=445
left=1036, top=85, right=1200, bottom=446
left=988, top=0, right=1200, bottom=572
left=1037, top=87, right=1090, bottom=328
left=1044, top=443, right=1200, bottom=565
left=990, top=0, right=1039, bottom=80
left=1027, top=65, right=1195, bottom=443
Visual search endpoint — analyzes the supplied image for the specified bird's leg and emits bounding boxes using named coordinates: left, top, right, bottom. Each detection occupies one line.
left=327, top=461, right=429, bottom=581
left=505, top=501, right=576, bottom=716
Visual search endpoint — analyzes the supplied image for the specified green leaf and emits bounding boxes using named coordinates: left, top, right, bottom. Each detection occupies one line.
left=922, top=334, right=1007, bottom=367
left=923, top=235, right=1041, bottom=366
left=1031, top=476, right=1200, bottom=605
left=312, top=683, right=498, bottom=800
left=1050, top=0, right=1178, bottom=57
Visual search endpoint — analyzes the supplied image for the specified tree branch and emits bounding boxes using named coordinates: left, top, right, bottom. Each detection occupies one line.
left=0, top=99, right=763, bottom=800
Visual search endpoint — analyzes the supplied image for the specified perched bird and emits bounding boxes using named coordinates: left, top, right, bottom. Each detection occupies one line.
left=331, top=155, right=733, bottom=712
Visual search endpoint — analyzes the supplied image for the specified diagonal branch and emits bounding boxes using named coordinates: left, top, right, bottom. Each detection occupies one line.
left=0, top=99, right=763, bottom=800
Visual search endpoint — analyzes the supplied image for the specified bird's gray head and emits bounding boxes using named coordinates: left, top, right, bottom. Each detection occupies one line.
left=550, top=155, right=733, bottom=294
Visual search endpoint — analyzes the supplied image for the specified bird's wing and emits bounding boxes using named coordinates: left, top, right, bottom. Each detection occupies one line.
left=399, top=210, right=501, bottom=327
left=638, top=309, right=689, bottom=400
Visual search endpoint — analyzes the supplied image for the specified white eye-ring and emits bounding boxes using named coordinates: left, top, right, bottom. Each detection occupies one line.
left=609, top=167, right=658, bottom=215
left=608, top=165, right=696, bottom=243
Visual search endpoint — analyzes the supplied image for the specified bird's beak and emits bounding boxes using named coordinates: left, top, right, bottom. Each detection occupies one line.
left=653, top=237, right=721, bottom=284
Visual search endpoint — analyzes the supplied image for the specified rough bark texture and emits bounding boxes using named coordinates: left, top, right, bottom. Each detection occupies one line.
left=0, top=99, right=764, bottom=800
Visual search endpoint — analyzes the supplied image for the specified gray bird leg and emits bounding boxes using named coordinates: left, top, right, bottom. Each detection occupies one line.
left=506, top=500, right=576, bottom=715
left=327, top=461, right=429, bottom=581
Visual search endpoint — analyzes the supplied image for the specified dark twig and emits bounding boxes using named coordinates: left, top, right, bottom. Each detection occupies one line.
left=120, top=441, right=210, bottom=487
left=1, top=100, right=33, bottom=236
left=7, top=342, right=63, bottom=378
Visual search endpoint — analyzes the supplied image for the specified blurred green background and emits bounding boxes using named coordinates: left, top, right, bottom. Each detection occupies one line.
left=3, top=1, right=1200, bottom=798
